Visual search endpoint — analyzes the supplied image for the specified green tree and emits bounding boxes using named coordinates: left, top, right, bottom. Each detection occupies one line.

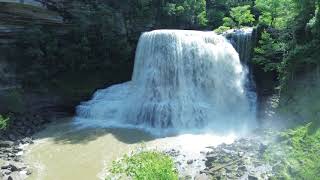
left=163, top=0, right=208, bottom=27
left=229, top=5, right=255, bottom=28
left=253, top=31, right=287, bottom=73
left=214, top=5, right=254, bottom=32
left=255, top=0, right=296, bottom=29
left=206, top=0, right=229, bottom=29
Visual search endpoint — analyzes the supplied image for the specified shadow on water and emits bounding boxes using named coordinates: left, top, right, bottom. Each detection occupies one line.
left=33, top=117, right=247, bottom=145
left=33, top=118, right=156, bottom=145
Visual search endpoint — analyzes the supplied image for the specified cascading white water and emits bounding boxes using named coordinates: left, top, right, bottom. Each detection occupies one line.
left=74, top=30, right=256, bottom=134
left=225, top=28, right=257, bottom=119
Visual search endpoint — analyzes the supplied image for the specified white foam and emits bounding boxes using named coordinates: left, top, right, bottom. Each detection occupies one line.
left=74, top=30, right=256, bottom=135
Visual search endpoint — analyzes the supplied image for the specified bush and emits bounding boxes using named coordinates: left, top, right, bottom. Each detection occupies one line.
left=107, top=151, right=178, bottom=180
left=253, top=30, right=287, bottom=73
left=264, top=124, right=320, bottom=179
left=0, top=115, right=10, bottom=130
left=229, top=5, right=255, bottom=28
left=214, top=26, right=230, bottom=34
left=163, top=0, right=208, bottom=28
left=214, top=5, right=255, bottom=32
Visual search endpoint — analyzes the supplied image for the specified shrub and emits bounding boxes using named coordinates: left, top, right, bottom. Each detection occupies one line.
left=107, top=151, right=178, bottom=180
left=229, top=5, right=255, bottom=28
left=214, top=5, right=255, bottom=32
left=264, top=123, right=320, bottom=179
left=214, top=26, right=230, bottom=34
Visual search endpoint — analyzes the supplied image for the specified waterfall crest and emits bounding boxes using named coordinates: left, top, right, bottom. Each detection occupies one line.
left=74, top=30, right=256, bottom=133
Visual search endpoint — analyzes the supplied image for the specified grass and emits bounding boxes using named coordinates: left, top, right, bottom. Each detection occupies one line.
left=107, top=150, right=178, bottom=180
left=264, top=123, right=320, bottom=180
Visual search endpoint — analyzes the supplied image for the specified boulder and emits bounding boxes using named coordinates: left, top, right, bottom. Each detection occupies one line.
left=0, top=141, right=14, bottom=148
left=187, top=159, right=194, bottom=164
left=1, top=162, right=26, bottom=172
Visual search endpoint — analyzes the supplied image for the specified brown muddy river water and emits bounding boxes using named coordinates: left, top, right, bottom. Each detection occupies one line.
left=24, top=119, right=236, bottom=180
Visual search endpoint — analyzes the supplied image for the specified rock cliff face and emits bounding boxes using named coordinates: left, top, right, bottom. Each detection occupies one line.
left=0, top=1, right=63, bottom=42
left=0, top=1, right=64, bottom=115
left=0, top=0, right=63, bottom=76
left=0, top=0, right=165, bottom=116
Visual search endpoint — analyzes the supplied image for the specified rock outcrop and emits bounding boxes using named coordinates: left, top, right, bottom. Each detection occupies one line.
left=0, top=0, right=161, bottom=117
left=0, top=1, right=63, bottom=44
left=0, top=1, right=68, bottom=117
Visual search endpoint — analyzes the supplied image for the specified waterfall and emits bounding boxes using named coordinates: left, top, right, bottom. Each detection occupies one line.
left=224, top=28, right=257, bottom=120
left=225, top=28, right=253, bottom=64
left=74, top=30, right=256, bottom=134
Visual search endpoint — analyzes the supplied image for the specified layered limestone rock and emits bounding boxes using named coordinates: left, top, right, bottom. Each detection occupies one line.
left=0, top=1, right=63, bottom=44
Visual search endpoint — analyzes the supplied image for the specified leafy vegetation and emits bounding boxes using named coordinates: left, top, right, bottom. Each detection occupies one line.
left=264, top=124, right=320, bottom=179
left=253, top=30, right=287, bottom=73
left=0, top=115, right=10, bottom=130
left=214, top=5, right=255, bottom=33
left=253, top=0, right=320, bottom=80
left=229, top=5, right=255, bottom=27
left=163, top=0, right=208, bottom=27
left=107, top=151, right=178, bottom=180
left=255, top=0, right=297, bottom=29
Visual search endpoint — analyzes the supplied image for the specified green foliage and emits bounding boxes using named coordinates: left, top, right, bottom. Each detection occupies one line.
left=255, top=0, right=297, bottom=29
left=215, top=5, right=254, bottom=32
left=206, top=0, right=229, bottom=29
left=264, top=124, right=320, bottom=179
left=0, top=115, right=10, bottom=130
left=214, top=26, right=231, bottom=34
left=108, top=151, right=178, bottom=180
left=163, top=0, right=208, bottom=27
left=222, top=17, right=236, bottom=27
left=252, top=0, right=320, bottom=93
left=229, top=5, right=255, bottom=27
left=253, top=30, right=287, bottom=73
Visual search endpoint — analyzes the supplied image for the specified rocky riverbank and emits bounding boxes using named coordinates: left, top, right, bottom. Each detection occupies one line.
left=0, top=114, right=52, bottom=180
left=201, top=137, right=273, bottom=180
left=0, top=138, right=33, bottom=180
left=165, top=133, right=277, bottom=180
left=1, top=122, right=279, bottom=180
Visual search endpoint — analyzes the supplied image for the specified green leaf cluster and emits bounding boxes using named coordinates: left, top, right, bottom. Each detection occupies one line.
left=255, top=0, right=297, bottom=29
left=252, top=0, right=320, bottom=89
left=214, top=5, right=255, bottom=32
left=253, top=31, right=287, bottom=73
left=229, top=5, right=255, bottom=27
left=108, top=151, right=178, bottom=180
left=264, top=124, right=320, bottom=179
left=164, top=0, right=208, bottom=27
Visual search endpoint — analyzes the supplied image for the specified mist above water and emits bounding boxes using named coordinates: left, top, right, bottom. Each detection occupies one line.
left=74, top=30, right=256, bottom=135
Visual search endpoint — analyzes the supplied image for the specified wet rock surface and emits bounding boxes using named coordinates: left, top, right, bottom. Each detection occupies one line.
left=165, top=135, right=275, bottom=180
left=201, top=137, right=273, bottom=180
left=0, top=138, right=32, bottom=180
left=0, top=114, right=51, bottom=141
left=0, top=114, right=49, bottom=180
